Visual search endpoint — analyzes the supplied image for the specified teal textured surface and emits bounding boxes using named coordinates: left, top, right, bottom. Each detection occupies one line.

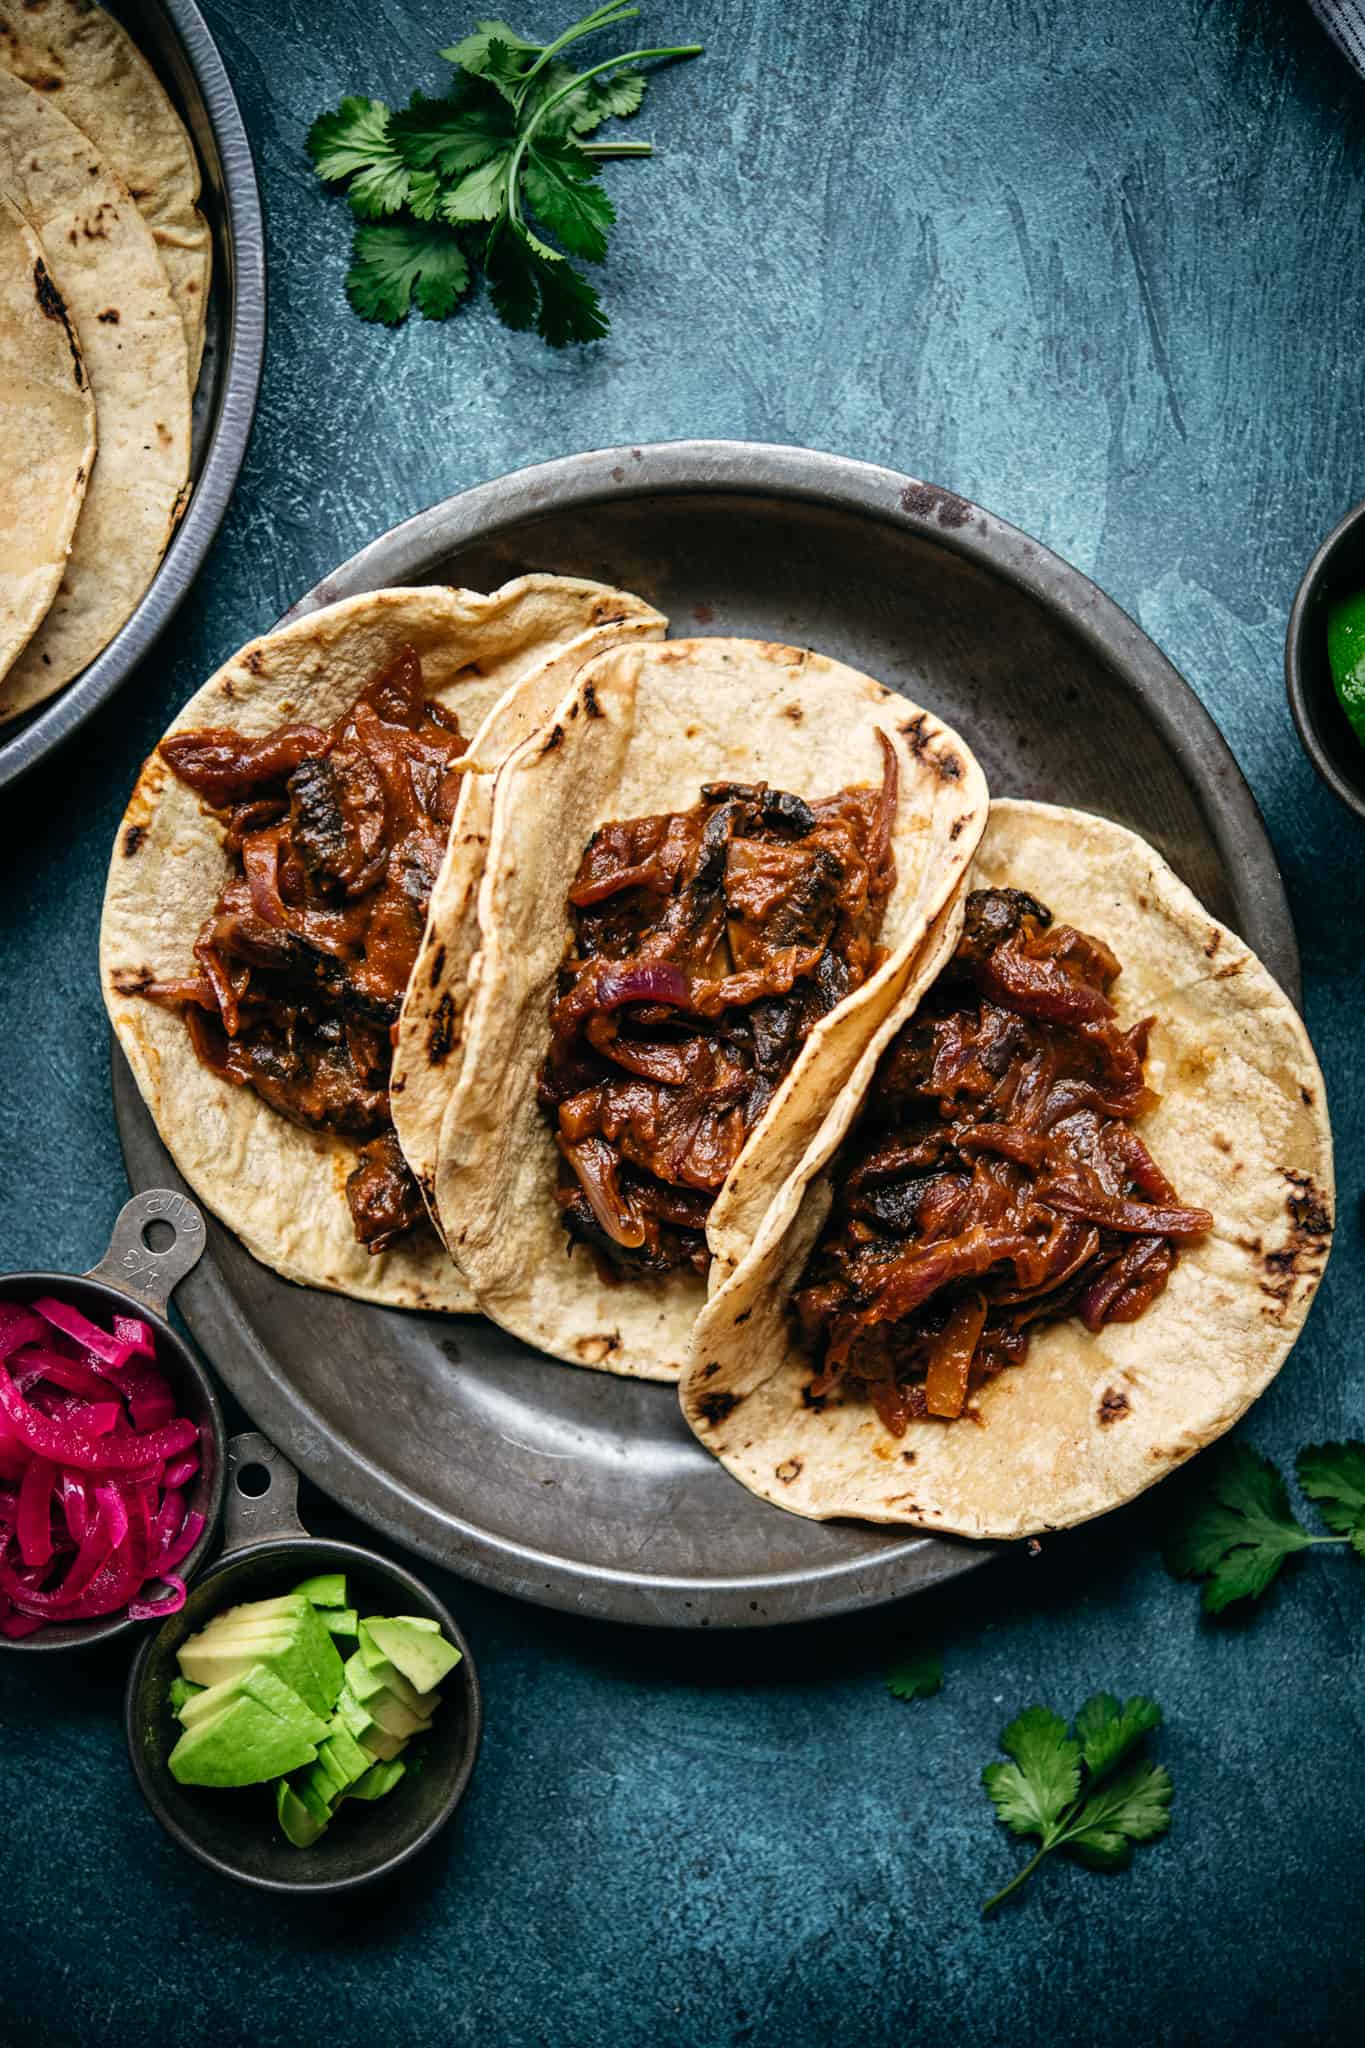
left=1, top=1, right=1363, bottom=2041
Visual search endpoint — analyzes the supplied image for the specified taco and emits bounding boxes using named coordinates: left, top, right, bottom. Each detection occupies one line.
left=422, top=637, right=989, bottom=1381
left=682, top=801, right=1333, bottom=1538
left=0, top=194, right=95, bottom=687
left=101, top=577, right=666, bottom=1311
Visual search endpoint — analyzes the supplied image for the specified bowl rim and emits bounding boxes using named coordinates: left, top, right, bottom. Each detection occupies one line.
left=0, top=0, right=267, bottom=793
left=1285, top=493, right=1365, bottom=823
left=0, top=1270, right=226, bottom=1652
left=123, top=1534, right=484, bottom=1895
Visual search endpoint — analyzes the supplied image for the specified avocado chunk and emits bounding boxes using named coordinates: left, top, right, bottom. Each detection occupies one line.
left=346, top=1759, right=407, bottom=1802
left=366, top=1691, right=431, bottom=1741
left=276, top=1780, right=328, bottom=1848
left=358, top=1724, right=408, bottom=1764
left=363, top=1617, right=462, bottom=1695
left=353, top=1630, right=439, bottom=1716
left=290, top=1771, right=334, bottom=1828
left=313, top=1744, right=352, bottom=1799
left=320, top=1607, right=359, bottom=1639
left=169, top=1677, right=203, bottom=1715
left=177, top=1664, right=330, bottom=1744
left=291, top=1572, right=348, bottom=1608
left=322, top=1720, right=372, bottom=1784
left=168, top=1694, right=319, bottom=1787
left=178, top=1598, right=343, bottom=1717
left=333, top=1682, right=376, bottom=1744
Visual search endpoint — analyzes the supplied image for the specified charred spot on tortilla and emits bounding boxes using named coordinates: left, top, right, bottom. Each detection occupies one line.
left=783, top=703, right=803, bottom=722
left=242, top=648, right=264, bottom=675
left=112, top=967, right=154, bottom=996
left=697, top=1389, right=740, bottom=1426
left=1098, top=1387, right=1131, bottom=1426
left=122, top=823, right=147, bottom=857
left=538, top=744, right=900, bottom=1285
left=540, top=723, right=564, bottom=754
left=1204, top=929, right=1222, bottom=958
left=790, top=886, right=1213, bottom=1432
left=128, top=644, right=466, bottom=1256
left=800, top=1381, right=827, bottom=1412
left=733, top=1307, right=752, bottom=1325
left=699, top=1361, right=720, bottom=1378
left=97, top=306, right=120, bottom=323
left=426, top=994, right=455, bottom=1065
left=575, top=1332, right=622, bottom=1364
left=428, top=944, right=446, bottom=989
left=775, top=1458, right=802, bottom=1483
left=582, top=679, right=603, bottom=718
left=1284, top=1171, right=1331, bottom=1240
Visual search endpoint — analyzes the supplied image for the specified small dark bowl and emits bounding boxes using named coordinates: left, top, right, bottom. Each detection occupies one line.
left=1286, top=495, right=1365, bottom=823
left=0, top=1191, right=225, bottom=1652
left=126, top=1434, right=482, bottom=1894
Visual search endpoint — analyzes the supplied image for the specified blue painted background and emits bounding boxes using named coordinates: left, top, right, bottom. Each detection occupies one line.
left=2, top=1, right=1363, bottom=2040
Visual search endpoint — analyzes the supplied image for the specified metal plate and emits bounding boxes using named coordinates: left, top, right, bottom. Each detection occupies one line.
left=0, top=0, right=266, bottom=790
left=114, top=441, right=1299, bottom=1628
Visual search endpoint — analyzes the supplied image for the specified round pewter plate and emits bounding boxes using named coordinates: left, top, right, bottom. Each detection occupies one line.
left=113, top=441, right=1300, bottom=1628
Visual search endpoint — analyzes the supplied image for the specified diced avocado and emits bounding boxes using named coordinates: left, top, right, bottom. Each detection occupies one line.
left=346, top=1759, right=406, bottom=1802
left=276, top=1780, right=328, bottom=1848
left=321, top=1722, right=371, bottom=1786
left=365, top=1689, right=431, bottom=1740
left=363, top=1616, right=461, bottom=1695
left=344, top=1649, right=389, bottom=1705
left=359, top=1615, right=438, bottom=1670
left=168, top=1694, right=319, bottom=1787
left=320, top=1607, right=359, bottom=1638
left=291, top=1572, right=348, bottom=1608
left=178, top=1601, right=342, bottom=1719
left=354, top=1629, right=439, bottom=1716
left=333, top=1682, right=376, bottom=1744
left=168, top=1677, right=204, bottom=1715
left=314, top=1743, right=352, bottom=1799
left=177, top=1665, right=329, bottom=1745
left=290, top=1771, right=334, bottom=1827
left=358, top=1724, right=408, bottom=1764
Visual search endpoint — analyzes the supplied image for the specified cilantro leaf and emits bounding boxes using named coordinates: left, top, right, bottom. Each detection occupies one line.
left=523, top=139, right=614, bottom=260
left=441, top=19, right=538, bottom=79
left=1162, top=1443, right=1314, bottom=1612
left=982, top=1706, right=1080, bottom=1840
left=1063, top=1756, right=1174, bottom=1870
left=885, top=1645, right=943, bottom=1703
left=441, top=151, right=515, bottom=223
left=530, top=60, right=647, bottom=136
left=981, top=1695, right=1172, bottom=1913
left=1074, top=1692, right=1163, bottom=1779
left=485, top=222, right=607, bottom=345
left=391, top=89, right=513, bottom=179
left=346, top=221, right=472, bottom=323
left=308, top=96, right=396, bottom=183
left=1298, top=1441, right=1365, bottom=1556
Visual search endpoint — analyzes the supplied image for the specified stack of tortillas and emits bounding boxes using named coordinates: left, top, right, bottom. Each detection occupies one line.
left=0, top=0, right=209, bottom=726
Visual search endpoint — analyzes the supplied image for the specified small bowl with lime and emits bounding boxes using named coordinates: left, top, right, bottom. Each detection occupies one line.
left=125, top=1433, right=482, bottom=1894
left=1286, top=495, right=1365, bottom=823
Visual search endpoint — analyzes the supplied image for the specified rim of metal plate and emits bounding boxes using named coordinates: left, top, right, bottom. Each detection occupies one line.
left=0, top=0, right=267, bottom=791
left=115, top=441, right=1298, bottom=1629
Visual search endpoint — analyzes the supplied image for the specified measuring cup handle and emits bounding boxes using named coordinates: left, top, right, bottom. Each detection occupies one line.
left=222, top=1433, right=310, bottom=1552
left=85, top=1189, right=206, bottom=1317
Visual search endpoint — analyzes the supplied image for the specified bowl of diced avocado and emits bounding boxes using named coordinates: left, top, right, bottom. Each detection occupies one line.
left=125, top=1436, right=481, bottom=1893
left=1286, top=493, right=1365, bottom=823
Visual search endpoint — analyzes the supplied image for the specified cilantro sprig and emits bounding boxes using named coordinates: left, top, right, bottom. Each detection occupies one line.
left=981, top=1694, right=1172, bottom=1914
left=1162, top=1440, right=1365, bottom=1614
left=308, top=5, right=702, bottom=344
